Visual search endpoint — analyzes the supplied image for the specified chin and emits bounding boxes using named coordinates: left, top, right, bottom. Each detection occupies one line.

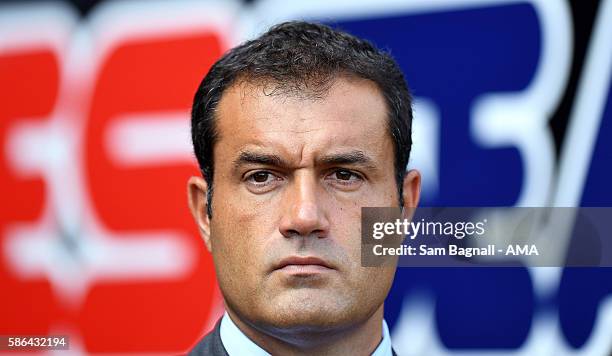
left=263, top=291, right=360, bottom=331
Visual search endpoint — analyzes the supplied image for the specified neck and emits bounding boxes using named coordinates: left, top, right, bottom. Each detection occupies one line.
left=226, top=305, right=385, bottom=356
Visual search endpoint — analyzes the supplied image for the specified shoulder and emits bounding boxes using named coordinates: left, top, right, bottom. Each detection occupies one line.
left=188, top=320, right=228, bottom=356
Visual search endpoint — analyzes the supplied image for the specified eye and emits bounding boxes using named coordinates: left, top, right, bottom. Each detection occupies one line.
left=334, top=170, right=355, bottom=181
left=250, top=171, right=272, bottom=183
left=244, top=170, right=282, bottom=193
left=325, top=169, right=364, bottom=190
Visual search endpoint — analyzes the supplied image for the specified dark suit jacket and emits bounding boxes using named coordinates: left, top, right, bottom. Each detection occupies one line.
left=188, top=319, right=398, bottom=355
left=189, top=320, right=228, bottom=356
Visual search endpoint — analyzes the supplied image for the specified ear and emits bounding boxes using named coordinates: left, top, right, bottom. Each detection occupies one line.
left=401, top=169, right=421, bottom=218
left=187, top=176, right=212, bottom=252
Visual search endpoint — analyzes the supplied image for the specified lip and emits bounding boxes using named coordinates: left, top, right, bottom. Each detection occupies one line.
left=274, top=256, right=334, bottom=275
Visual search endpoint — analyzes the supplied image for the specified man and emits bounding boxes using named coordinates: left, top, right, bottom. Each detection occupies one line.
left=187, top=21, right=420, bottom=355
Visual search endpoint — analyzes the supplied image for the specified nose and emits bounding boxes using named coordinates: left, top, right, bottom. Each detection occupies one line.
left=279, top=172, right=330, bottom=238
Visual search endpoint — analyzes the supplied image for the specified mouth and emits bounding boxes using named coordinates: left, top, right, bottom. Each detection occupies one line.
left=274, top=256, right=335, bottom=276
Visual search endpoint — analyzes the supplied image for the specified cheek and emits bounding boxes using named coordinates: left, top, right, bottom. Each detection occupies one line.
left=330, top=204, right=362, bottom=256
left=333, top=179, right=400, bottom=211
left=209, top=188, right=279, bottom=271
left=214, top=171, right=282, bottom=227
left=330, top=202, right=396, bottom=294
left=210, top=206, right=260, bottom=261
left=358, top=266, right=396, bottom=305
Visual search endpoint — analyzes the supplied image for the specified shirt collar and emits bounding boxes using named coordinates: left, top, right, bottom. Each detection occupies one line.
left=219, top=312, right=393, bottom=356
left=220, top=313, right=269, bottom=356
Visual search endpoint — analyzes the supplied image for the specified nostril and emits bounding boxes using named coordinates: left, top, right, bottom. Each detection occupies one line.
left=282, top=229, right=327, bottom=239
left=285, top=229, right=300, bottom=237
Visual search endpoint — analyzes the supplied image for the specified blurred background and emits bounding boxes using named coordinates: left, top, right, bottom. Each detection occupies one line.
left=0, top=0, right=611, bottom=354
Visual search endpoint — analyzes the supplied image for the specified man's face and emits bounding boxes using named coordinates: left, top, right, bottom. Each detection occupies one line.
left=190, top=76, right=418, bottom=333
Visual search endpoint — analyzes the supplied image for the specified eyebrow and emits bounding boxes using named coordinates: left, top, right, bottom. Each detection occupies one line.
left=233, top=150, right=377, bottom=171
left=233, top=151, right=288, bottom=170
left=319, top=151, right=376, bottom=169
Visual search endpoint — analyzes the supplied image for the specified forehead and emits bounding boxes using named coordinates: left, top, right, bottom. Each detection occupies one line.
left=214, top=76, right=393, bottom=165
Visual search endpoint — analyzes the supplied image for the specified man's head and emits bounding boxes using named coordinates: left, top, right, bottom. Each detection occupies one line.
left=188, top=21, right=420, bottom=343
left=192, top=21, right=415, bottom=217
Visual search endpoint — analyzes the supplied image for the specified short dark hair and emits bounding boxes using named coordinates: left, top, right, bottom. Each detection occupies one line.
left=191, top=21, right=413, bottom=217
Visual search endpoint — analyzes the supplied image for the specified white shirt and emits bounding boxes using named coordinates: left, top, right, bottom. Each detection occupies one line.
left=220, top=312, right=393, bottom=356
